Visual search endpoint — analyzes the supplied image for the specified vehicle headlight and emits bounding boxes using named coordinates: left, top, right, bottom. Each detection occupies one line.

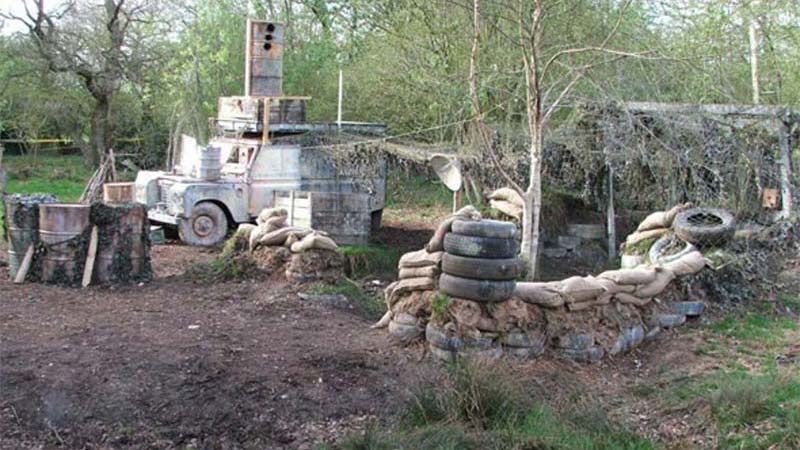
left=170, top=191, right=184, bottom=214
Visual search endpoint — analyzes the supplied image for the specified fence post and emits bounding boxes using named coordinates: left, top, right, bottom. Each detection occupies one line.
left=778, top=117, right=793, bottom=219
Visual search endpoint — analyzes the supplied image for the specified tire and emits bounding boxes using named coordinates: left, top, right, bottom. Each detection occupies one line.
left=673, top=207, right=735, bottom=247
left=674, top=301, right=705, bottom=317
left=179, top=201, right=229, bottom=246
left=439, top=273, right=515, bottom=302
left=657, top=313, right=686, bottom=329
left=452, top=219, right=517, bottom=239
left=562, top=345, right=604, bottom=363
left=426, top=323, right=463, bottom=351
left=442, top=253, right=521, bottom=281
left=649, top=235, right=696, bottom=265
left=443, top=233, right=518, bottom=259
left=552, top=333, right=594, bottom=350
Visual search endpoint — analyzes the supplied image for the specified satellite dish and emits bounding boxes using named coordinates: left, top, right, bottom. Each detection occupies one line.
left=429, top=154, right=462, bottom=192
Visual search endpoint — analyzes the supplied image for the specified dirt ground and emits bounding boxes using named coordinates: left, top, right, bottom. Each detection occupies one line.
left=1, top=235, right=798, bottom=449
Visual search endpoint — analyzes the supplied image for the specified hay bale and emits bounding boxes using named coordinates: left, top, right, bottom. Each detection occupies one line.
left=285, top=249, right=344, bottom=283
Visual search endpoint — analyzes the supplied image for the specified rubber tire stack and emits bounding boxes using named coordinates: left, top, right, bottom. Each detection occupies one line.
left=440, top=219, right=520, bottom=302
left=429, top=219, right=522, bottom=360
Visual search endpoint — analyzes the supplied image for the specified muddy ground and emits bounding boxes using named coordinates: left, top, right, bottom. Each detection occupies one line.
left=1, top=223, right=798, bottom=449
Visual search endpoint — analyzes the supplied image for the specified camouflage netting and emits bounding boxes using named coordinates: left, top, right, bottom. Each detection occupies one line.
left=377, top=204, right=794, bottom=363
left=9, top=200, right=152, bottom=287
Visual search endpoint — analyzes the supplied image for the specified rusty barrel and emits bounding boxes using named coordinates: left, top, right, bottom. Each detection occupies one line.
left=3, top=194, right=56, bottom=279
left=93, top=203, right=147, bottom=284
left=38, top=203, right=90, bottom=283
left=103, top=182, right=135, bottom=204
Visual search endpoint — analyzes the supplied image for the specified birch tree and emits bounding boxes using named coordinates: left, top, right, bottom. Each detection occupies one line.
left=468, top=0, right=655, bottom=278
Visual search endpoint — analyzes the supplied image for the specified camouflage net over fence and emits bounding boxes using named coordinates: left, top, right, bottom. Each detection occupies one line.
left=452, top=102, right=798, bottom=225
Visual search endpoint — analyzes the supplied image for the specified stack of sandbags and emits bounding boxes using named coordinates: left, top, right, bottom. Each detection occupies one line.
left=285, top=248, right=345, bottom=283
left=379, top=249, right=442, bottom=340
left=246, top=207, right=339, bottom=254
left=487, top=188, right=523, bottom=221
left=377, top=205, right=481, bottom=336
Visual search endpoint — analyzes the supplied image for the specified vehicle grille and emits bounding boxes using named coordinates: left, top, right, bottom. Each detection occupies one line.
left=158, top=180, right=174, bottom=203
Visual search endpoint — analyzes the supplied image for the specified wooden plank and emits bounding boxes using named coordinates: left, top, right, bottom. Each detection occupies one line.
left=82, top=226, right=99, bottom=288
left=13, top=245, right=34, bottom=284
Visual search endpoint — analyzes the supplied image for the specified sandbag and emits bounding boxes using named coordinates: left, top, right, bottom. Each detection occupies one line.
left=567, top=293, right=612, bottom=311
left=257, top=226, right=313, bottom=248
left=371, top=310, right=393, bottom=329
left=559, top=276, right=606, bottom=303
left=488, top=187, right=524, bottom=207
left=388, top=320, right=422, bottom=344
left=634, top=268, right=675, bottom=298
left=489, top=199, right=522, bottom=220
left=625, top=227, right=669, bottom=247
left=661, top=250, right=705, bottom=276
left=399, top=265, right=441, bottom=280
left=514, top=282, right=565, bottom=307
left=248, top=223, right=270, bottom=250
left=425, top=205, right=481, bottom=253
left=636, top=211, right=667, bottom=232
left=598, top=268, right=657, bottom=286
left=614, top=292, right=652, bottom=306
left=386, top=277, right=437, bottom=307
left=399, top=249, right=444, bottom=269
left=447, top=298, right=482, bottom=328
left=664, top=203, right=691, bottom=227
left=291, top=233, right=338, bottom=253
left=284, top=232, right=301, bottom=247
left=256, top=207, right=288, bottom=225
left=593, top=277, right=634, bottom=295
left=234, top=223, right=256, bottom=239
left=264, top=215, right=287, bottom=232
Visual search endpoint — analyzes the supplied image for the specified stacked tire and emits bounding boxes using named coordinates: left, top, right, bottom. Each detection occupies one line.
left=440, top=219, right=521, bottom=302
left=428, top=219, right=524, bottom=360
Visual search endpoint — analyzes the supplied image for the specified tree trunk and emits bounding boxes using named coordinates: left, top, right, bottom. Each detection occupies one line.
left=89, top=96, right=111, bottom=166
left=521, top=124, right=543, bottom=279
left=749, top=17, right=760, bottom=104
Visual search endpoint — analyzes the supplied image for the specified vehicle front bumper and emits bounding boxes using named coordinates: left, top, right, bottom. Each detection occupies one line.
left=147, top=207, right=181, bottom=225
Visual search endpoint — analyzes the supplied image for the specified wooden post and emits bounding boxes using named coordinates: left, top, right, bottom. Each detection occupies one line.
left=778, top=118, right=794, bottom=219
left=82, top=226, right=99, bottom=287
left=337, top=69, right=343, bottom=129
left=13, top=245, right=34, bottom=284
left=606, top=163, right=617, bottom=261
left=245, top=18, right=253, bottom=96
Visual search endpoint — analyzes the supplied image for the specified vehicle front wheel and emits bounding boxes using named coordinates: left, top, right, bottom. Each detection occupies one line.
left=179, top=201, right=229, bottom=246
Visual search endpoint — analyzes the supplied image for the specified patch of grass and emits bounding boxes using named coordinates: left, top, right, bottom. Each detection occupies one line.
left=779, top=292, right=800, bottom=312
left=338, top=244, right=402, bottom=279
left=307, top=278, right=384, bottom=319
left=711, top=312, right=796, bottom=343
left=624, top=236, right=659, bottom=256
left=385, top=170, right=451, bottom=209
left=3, top=153, right=91, bottom=201
left=330, top=360, right=655, bottom=450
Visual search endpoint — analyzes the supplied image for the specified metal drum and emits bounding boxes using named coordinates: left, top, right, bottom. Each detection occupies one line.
left=196, top=146, right=221, bottom=181
left=3, top=194, right=56, bottom=279
left=93, top=204, right=147, bottom=284
left=103, top=182, right=135, bottom=204
left=38, top=203, right=90, bottom=283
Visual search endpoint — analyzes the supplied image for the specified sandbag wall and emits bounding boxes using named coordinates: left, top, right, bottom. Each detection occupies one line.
left=379, top=204, right=712, bottom=363
left=229, top=207, right=345, bottom=282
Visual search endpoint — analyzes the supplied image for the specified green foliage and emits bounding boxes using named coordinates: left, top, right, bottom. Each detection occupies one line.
left=338, top=244, right=401, bottom=278
left=385, top=171, right=452, bottom=209
left=429, top=293, right=449, bottom=326
left=624, top=236, right=659, bottom=257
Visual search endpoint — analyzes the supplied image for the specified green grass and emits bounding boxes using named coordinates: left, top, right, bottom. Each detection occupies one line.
left=651, top=304, right=800, bottom=450
left=1, top=154, right=93, bottom=236
left=306, top=278, right=384, bottom=319
left=3, top=153, right=91, bottom=201
left=327, top=360, right=655, bottom=450
left=338, top=244, right=402, bottom=279
left=385, top=170, right=452, bottom=209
